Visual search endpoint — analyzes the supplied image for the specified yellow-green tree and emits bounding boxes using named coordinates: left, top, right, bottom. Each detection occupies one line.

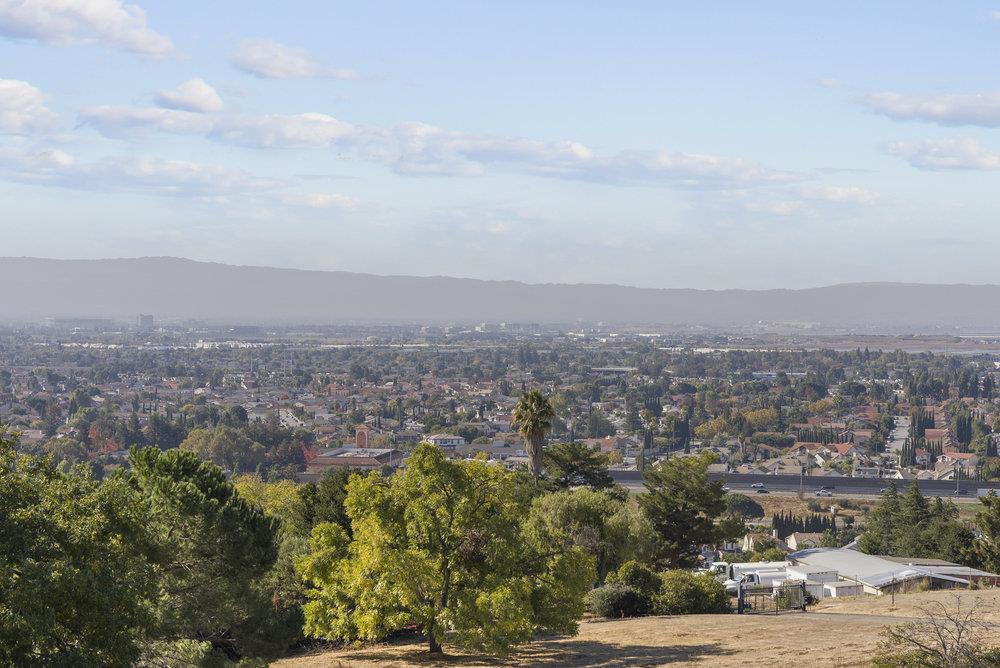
left=297, top=443, right=594, bottom=654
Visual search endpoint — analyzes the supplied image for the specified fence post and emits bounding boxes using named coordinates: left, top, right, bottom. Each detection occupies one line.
left=800, top=582, right=807, bottom=611
left=737, top=584, right=744, bottom=614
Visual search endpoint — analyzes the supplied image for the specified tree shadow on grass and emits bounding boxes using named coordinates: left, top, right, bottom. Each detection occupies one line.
left=507, top=639, right=735, bottom=667
left=327, top=638, right=733, bottom=667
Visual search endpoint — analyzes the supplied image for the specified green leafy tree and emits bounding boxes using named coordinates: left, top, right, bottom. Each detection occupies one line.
left=297, top=443, right=594, bottom=655
left=524, top=488, right=652, bottom=584
left=860, top=483, right=972, bottom=563
left=128, top=447, right=280, bottom=661
left=543, top=441, right=614, bottom=490
left=0, top=434, right=153, bottom=666
left=965, top=491, right=1000, bottom=574
left=513, top=390, right=555, bottom=478
left=638, top=452, right=731, bottom=568
left=859, top=483, right=900, bottom=555
left=295, top=467, right=354, bottom=537
left=180, top=425, right=266, bottom=474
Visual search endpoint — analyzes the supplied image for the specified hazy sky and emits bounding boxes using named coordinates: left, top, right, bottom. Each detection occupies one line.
left=2, top=1, right=1000, bottom=289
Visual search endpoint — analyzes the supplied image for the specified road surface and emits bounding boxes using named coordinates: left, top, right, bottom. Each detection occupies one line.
left=611, top=470, right=999, bottom=498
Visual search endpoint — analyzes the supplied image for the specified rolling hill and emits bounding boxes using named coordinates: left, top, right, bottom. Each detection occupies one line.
left=2, top=256, right=998, bottom=330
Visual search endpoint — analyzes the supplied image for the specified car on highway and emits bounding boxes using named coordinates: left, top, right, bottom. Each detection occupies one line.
left=756, top=489, right=770, bottom=494
left=721, top=485, right=731, bottom=492
left=815, top=489, right=833, bottom=497
left=750, top=482, right=765, bottom=488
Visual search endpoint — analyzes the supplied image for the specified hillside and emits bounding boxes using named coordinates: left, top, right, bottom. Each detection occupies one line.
left=5, top=256, right=1000, bottom=329
left=274, top=589, right=1000, bottom=667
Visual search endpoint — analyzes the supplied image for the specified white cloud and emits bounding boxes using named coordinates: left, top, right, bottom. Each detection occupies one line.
left=801, top=185, right=879, bottom=205
left=80, top=105, right=213, bottom=137
left=0, top=146, right=365, bottom=217
left=281, top=192, right=360, bottom=209
left=0, top=78, right=57, bottom=134
left=724, top=183, right=878, bottom=219
left=0, top=148, right=282, bottom=194
left=156, top=78, right=223, bottom=113
left=78, top=105, right=798, bottom=188
left=231, top=38, right=356, bottom=80
left=865, top=91, right=1000, bottom=127
left=0, top=0, right=173, bottom=58
left=386, top=122, right=796, bottom=187
left=887, top=137, right=1000, bottom=170
left=211, top=112, right=362, bottom=148
left=0, top=148, right=302, bottom=199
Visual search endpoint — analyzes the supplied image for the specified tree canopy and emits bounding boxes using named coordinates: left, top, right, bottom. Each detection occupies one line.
left=859, top=483, right=973, bottom=563
left=543, top=441, right=614, bottom=490
left=638, top=452, right=738, bottom=568
left=297, top=443, right=594, bottom=654
left=0, top=435, right=152, bottom=666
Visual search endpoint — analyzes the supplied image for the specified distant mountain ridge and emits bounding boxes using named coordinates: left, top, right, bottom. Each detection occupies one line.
left=2, top=256, right=999, bottom=330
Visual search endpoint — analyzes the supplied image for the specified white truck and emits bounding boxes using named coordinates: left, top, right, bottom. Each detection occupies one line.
left=724, top=569, right=788, bottom=595
left=704, top=561, right=787, bottom=581
left=701, top=561, right=790, bottom=594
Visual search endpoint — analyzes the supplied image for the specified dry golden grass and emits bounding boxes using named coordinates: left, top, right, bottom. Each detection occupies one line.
left=275, top=589, right=1000, bottom=668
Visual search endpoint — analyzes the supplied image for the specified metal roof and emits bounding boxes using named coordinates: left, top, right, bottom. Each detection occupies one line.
left=788, top=548, right=998, bottom=589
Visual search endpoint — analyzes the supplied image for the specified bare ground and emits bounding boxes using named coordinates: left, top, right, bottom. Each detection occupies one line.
left=275, top=589, right=1000, bottom=668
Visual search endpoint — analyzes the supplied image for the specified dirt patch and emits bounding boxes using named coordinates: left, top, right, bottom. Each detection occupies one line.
left=274, top=589, right=1000, bottom=667
left=747, top=494, right=871, bottom=530
left=813, top=587, right=1000, bottom=623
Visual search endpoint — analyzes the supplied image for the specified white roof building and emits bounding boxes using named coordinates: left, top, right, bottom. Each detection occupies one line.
left=788, top=548, right=1000, bottom=595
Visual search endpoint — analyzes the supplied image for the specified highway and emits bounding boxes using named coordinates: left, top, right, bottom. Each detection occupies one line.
left=610, top=470, right=1000, bottom=498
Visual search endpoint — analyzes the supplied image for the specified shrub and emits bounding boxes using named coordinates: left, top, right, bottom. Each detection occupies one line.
left=585, top=583, right=654, bottom=618
left=749, top=547, right=788, bottom=563
left=723, top=493, right=764, bottom=519
left=606, top=560, right=661, bottom=595
left=806, top=498, right=825, bottom=512
left=589, top=564, right=730, bottom=619
left=655, top=571, right=730, bottom=615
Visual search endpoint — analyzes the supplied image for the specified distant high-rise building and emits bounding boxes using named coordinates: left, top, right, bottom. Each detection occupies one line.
left=137, top=314, right=154, bottom=330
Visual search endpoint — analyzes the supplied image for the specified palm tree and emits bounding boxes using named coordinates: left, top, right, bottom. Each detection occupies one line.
left=512, top=389, right=554, bottom=478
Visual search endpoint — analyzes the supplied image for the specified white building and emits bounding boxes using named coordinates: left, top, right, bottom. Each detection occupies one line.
left=426, top=433, right=466, bottom=448
left=789, top=547, right=1000, bottom=595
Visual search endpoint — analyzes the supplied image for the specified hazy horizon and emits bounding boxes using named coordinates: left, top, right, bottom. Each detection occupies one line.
left=4, top=3, right=1000, bottom=289
left=8, top=256, right=1000, bottom=331
left=9, top=254, right=1000, bottom=292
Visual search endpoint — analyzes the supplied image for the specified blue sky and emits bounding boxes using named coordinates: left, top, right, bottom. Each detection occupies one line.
left=2, top=1, right=1000, bottom=289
